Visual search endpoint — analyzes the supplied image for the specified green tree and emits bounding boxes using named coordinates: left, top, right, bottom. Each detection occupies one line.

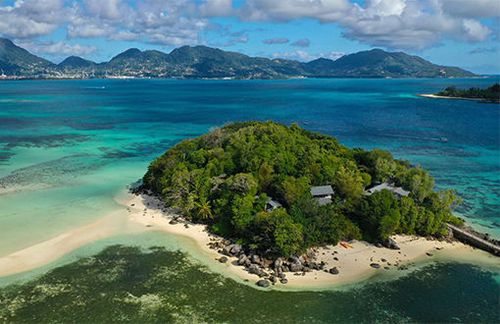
left=281, top=176, right=310, bottom=207
left=194, top=196, right=213, bottom=222
left=357, top=190, right=400, bottom=241
left=143, top=121, right=458, bottom=256
left=258, top=161, right=273, bottom=192
left=231, top=194, right=256, bottom=232
left=335, top=165, right=364, bottom=200
left=274, top=218, right=304, bottom=256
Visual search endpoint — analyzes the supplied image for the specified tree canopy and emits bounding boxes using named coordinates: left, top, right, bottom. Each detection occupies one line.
left=144, top=121, right=462, bottom=257
left=436, top=83, right=500, bottom=102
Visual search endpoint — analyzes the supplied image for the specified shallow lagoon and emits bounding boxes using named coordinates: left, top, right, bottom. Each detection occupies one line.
left=0, top=234, right=498, bottom=323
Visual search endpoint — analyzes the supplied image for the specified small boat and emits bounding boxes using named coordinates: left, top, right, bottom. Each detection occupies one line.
left=440, top=137, right=448, bottom=143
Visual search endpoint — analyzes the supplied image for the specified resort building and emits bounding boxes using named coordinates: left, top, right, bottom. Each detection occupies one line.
left=364, top=182, right=410, bottom=198
left=311, top=185, right=334, bottom=206
left=265, top=198, right=282, bottom=212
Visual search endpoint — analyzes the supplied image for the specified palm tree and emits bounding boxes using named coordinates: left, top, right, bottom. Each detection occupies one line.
left=195, top=196, right=213, bottom=221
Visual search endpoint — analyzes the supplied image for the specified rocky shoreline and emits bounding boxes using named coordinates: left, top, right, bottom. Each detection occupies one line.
left=203, top=235, right=425, bottom=288
left=127, top=187, right=497, bottom=289
left=132, top=187, right=342, bottom=287
left=140, top=199, right=415, bottom=288
left=209, top=239, right=332, bottom=287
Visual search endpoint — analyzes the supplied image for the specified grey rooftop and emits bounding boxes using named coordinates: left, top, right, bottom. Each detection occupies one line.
left=266, top=198, right=282, bottom=209
left=311, top=185, right=334, bottom=197
left=365, top=183, right=410, bottom=197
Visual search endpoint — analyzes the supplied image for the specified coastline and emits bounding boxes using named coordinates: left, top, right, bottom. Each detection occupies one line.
left=0, top=191, right=498, bottom=290
left=124, top=193, right=499, bottom=290
left=417, top=93, right=499, bottom=103
left=0, top=210, right=143, bottom=277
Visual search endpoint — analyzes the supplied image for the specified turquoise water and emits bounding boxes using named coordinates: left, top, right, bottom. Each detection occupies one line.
left=1, top=78, right=499, bottom=242
left=0, top=78, right=499, bottom=321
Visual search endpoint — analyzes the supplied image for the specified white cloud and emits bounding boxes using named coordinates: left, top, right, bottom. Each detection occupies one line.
left=68, top=19, right=111, bottom=38
left=320, top=51, right=345, bottom=60
left=0, top=0, right=68, bottom=38
left=272, top=50, right=344, bottom=61
left=222, top=32, right=249, bottom=46
left=462, top=19, right=491, bottom=42
left=241, top=0, right=351, bottom=22
left=0, top=0, right=208, bottom=47
left=0, top=0, right=496, bottom=52
left=340, top=1, right=445, bottom=49
left=0, top=16, right=55, bottom=38
left=66, top=0, right=208, bottom=46
left=18, top=40, right=97, bottom=59
left=240, top=0, right=495, bottom=50
left=438, top=0, right=500, bottom=18
left=337, top=0, right=493, bottom=49
left=272, top=50, right=312, bottom=61
left=84, top=0, right=125, bottom=20
left=366, top=0, right=406, bottom=16
left=200, top=0, right=234, bottom=17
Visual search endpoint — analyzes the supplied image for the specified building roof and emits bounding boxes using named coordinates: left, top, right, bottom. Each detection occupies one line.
left=366, top=182, right=391, bottom=194
left=266, top=198, right=282, bottom=209
left=311, top=185, right=334, bottom=197
left=365, top=183, right=410, bottom=197
left=391, top=187, right=410, bottom=197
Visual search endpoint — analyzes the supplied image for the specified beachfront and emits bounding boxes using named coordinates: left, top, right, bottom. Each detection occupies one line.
left=124, top=193, right=500, bottom=289
left=2, top=190, right=496, bottom=291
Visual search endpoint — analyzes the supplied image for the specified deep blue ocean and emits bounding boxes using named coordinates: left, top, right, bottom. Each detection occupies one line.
left=0, top=78, right=499, bottom=322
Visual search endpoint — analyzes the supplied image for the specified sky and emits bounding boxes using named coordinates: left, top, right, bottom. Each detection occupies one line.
left=0, top=0, right=499, bottom=73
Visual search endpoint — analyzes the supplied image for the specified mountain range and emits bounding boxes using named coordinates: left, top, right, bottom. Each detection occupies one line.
left=0, top=38, right=475, bottom=79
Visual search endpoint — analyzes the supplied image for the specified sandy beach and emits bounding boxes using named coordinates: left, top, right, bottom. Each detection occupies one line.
left=123, top=193, right=500, bottom=289
left=417, top=93, right=494, bottom=102
left=0, top=191, right=498, bottom=290
left=0, top=209, right=144, bottom=277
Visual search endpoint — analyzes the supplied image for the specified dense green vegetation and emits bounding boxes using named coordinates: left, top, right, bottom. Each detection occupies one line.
left=436, top=83, right=500, bottom=102
left=144, top=122, right=462, bottom=257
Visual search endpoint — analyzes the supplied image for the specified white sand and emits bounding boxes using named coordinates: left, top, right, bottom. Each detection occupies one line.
left=417, top=94, right=488, bottom=102
left=123, top=193, right=499, bottom=289
left=0, top=191, right=497, bottom=290
left=0, top=209, right=142, bottom=277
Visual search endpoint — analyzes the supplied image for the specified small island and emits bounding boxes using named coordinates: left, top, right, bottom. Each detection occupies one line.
left=134, top=122, right=485, bottom=287
left=419, top=83, right=500, bottom=103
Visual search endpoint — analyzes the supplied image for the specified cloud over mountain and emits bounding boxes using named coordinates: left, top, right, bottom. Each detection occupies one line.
left=18, top=41, right=97, bottom=58
left=0, top=0, right=497, bottom=58
left=242, top=0, right=496, bottom=49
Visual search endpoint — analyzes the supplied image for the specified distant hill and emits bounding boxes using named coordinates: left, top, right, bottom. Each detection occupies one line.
left=58, top=56, right=97, bottom=69
left=0, top=38, right=55, bottom=75
left=164, top=45, right=304, bottom=78
left=0, top=38, right=475, bottom=79
left=305, top=49, right=474, bottom=78
left=107, top=48, right=168, bottom=67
